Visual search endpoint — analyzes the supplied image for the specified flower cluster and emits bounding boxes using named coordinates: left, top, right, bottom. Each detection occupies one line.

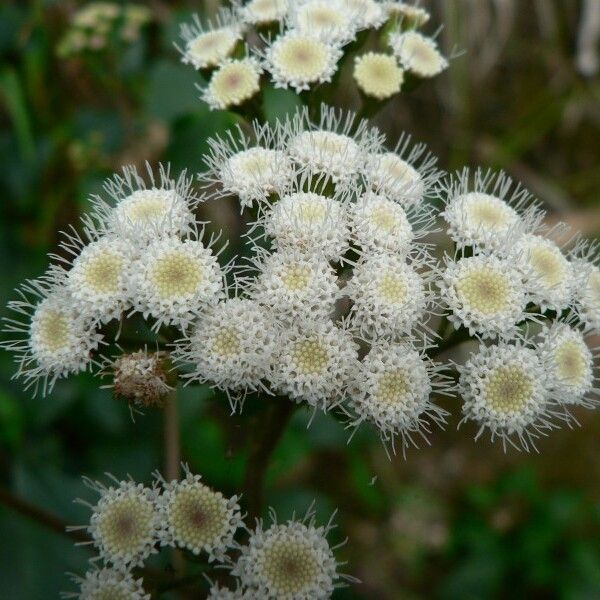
left=57, top=2, right=151, bottom=57
left=4, top=105, right=599, bottom=453
left=176, top=1, right=448, bottom=110
left=2, top=164, right=226, bottom=396
left=64, top=469, right=349, bottom=599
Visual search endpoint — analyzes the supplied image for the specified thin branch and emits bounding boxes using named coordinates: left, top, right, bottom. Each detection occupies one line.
left=0, top=487, right=90, bottom=544
left=242, top=399, right=296, bottom=519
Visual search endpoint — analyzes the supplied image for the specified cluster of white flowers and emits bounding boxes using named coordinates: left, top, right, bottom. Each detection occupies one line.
left=65, top=469, right=348, bottom=600
left=2, top=164, right=226, bottom=396
left=176, top=1, right=448, bottom=110
left=4, top=105, right=599, bottom=454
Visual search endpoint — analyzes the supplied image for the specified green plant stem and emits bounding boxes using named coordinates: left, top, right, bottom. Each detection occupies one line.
left=242, top=399, right=296, bottom=519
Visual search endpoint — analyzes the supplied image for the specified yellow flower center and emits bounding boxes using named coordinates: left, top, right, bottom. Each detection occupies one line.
left=36, top=309, right=71, bottom=352
left=587, top=270, right=600, bottom=308
left=151, top=251, right=203, bottom=299
left=469, top=201, right=510, bottom=228
left=262, top=538, right=320, bottom=594
left=292, top=339, right=329, bottom=375
left=83, top=251, right=123, bottom=294
left=281, top=265, right=311, bottom=290
left=456, top=267, right=510, bottom=314
left=212, top=327, right=241, bottom=357
left=378, top=273, right=407, bottom=303
left=485, top=366, right=533, bottom=413
left=371, top=206, right=397, bottom=232
left=529, top=245, right=565, bottom=288
left=555, top=340, right=586, bottom=384
left=275, top=37, right=328, bottom=80
left=297, top=201, right=326, bottom=223
left=376, top=370, right=409, bottom=405
left=89, top=587, right=132, bottom=600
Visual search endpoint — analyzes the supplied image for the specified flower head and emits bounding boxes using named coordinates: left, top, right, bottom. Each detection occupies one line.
left=340, top=0, right=387, bottom=29
left=385, top=2, right=430, bottom=26
left=173, top=298, right=277, bottom=409
left=83, top=478, right=160, bottom=568
left=157, top=468, right=242, bottom=560
left=290, top=0, right=360, bottom=44
left=261, top=31, right=342, bottom=92
left=133, top=234, right=225, bottom=330
left=438, top=253, right=529, bottom=339
left=270, top=319, right=359, bottom=410
left=250, top=249, right=340, bottom=322
left=239, top=0, right=289, bottom=26
left=349, top=340, right=451, bottom=455
left=232, top=508, right=347, bottom=600
left=389, top=31, right=448, bottom=77
left=458, top=342, right=564, bottom=451
left=537, top=321, right=597, bottom=408
left=64, top=567, right=149, bottom=600
left=202, top=57, right=263, bottom=111
left=345, top=253, right=433, bottom=339
left=178, top=11, right=243, bottom=70
left=353, top=52, right=404, bottom=99
left=441, top=168, right=543, bottom=252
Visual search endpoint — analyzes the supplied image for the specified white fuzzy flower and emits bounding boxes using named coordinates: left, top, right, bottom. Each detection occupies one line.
left=133, top=235, right=224, bottom=330
left=270, top=319, right=359, bottom=410
left=349, top=340, right=450, bottom=455
left=515, top=234, right=575, bottom=312
left=345, top=253, right=432, bottom=339
left=250, top=249, right=339, bottom=322
left=537, top=322, right=597, bottom=408
left=3, top=282, right=102, bottom=396
left=353, top=52, right=404, bottom=99
left=458, top=342, right=563, bottom=451
left=569, top=243, right=600, bottom=332
left=262, top=31, right=342, bottom=92
left=340, top=0, right=388, bottom=29
left=239, top=0, right=289, bottom=25
left=290, top=0, right=360, bottom=44
left=232, top=508, right=348, bottom=600
left=349, top=191, right=419, bottom=255
left=385, top=2, right=430, bottom=26
left=389, top=31, right=448, bottom=77
left=57, top=236, right=135, bottom=323
left=90, top=164, right=198, bottom=244
left=81, top=478, right=160, bottom=568
left=207, top=583, right=257, bottom=600
left=64, top=567, right=149, bottom=600
left=441, top=168, right=543, bottom=252
left=173, top=298, right=277, bottom=408
left=438, top=254, right=529, bottom=339
left=178, top=12, right=243, bottom=70
left=264, top=190, right=350, bottom=261
left=285, top=105, right=383, bottom=187
left=202, top=57, right=263, bottom=111
left=157, top=469, right=242, bottom=561
left=203, top=122, right=294, bottom=207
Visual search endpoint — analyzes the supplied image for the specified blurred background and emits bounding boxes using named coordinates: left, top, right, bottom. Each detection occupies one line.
left=1, top=1, right=599, bottom=598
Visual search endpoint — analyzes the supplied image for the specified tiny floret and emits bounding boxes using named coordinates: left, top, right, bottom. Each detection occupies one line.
left=240, top=0, right=289, bottom=25
left=353, top=52, right=404, bottom=99
left=290, top=1, right=359, bottom=45
left=365, top=151, right=425, bottom=204
left=202, top=58, right=262, bottom=111
left=389, top=31, right=448, bottom=78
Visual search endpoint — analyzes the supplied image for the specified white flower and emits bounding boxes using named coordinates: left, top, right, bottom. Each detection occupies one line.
left=285, top=105, right=383, bottom=187
left=232, top=508, right=347, bottom=600
left=250, top=249, right=339, bottom=322
left=345, top=253, right=432, bottom=339
left=515, top=233, right=575, bottom=312
left=441, top=168, right=543, bottom=252
left=178, top=11, right=243, bottom=70
left=90, top=164, right=198, bottom=244
left=569, top=242, right=600, bottom=332
left=264, top=190, right=350, bottom=261
left=537, top=322, right=597, bottom=408
left=261, top=31, right=342, bottom=92
left=173, top=298, right=277, bottom=408
left=353, top=52, right=404, bottom=99
left=385, top=2, right=430, bottom=26
left=270, top=319, right=359, bottom=410
left=81, top=478, right=160, bottom=568
left=290, top=0, right=360, bottom=44
left=239, top=0, right=289, bottom=25
left=349, top=191, right=427, bottom=255
left=349, top=340, right=450, bottom=455
left=438, top=253, right=529, bottom=339
left=207, top=583, right=257, bottom=600
left=458, top=342, right=564, bottom=451
left=157, top=468, right=242, bottom=561
left=133, top=235, right=224, bottom=330
left=364, top=139, right=439, bottom=204
left=389, top=31, right=448, bottom=77
left=58, top=236, right=135, bottom=323
left=340, top=0, right=388, bottom=29
left=3, top=281, right=102, bottom=396
left=202, top=121, right=294, bottom=207
left=202, top=57, right=263, bottom=110
left=64, top=567, right=149, bottom=600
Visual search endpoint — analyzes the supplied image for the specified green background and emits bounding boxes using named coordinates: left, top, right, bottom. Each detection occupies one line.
left=0, top=1, right=599, bottom=598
